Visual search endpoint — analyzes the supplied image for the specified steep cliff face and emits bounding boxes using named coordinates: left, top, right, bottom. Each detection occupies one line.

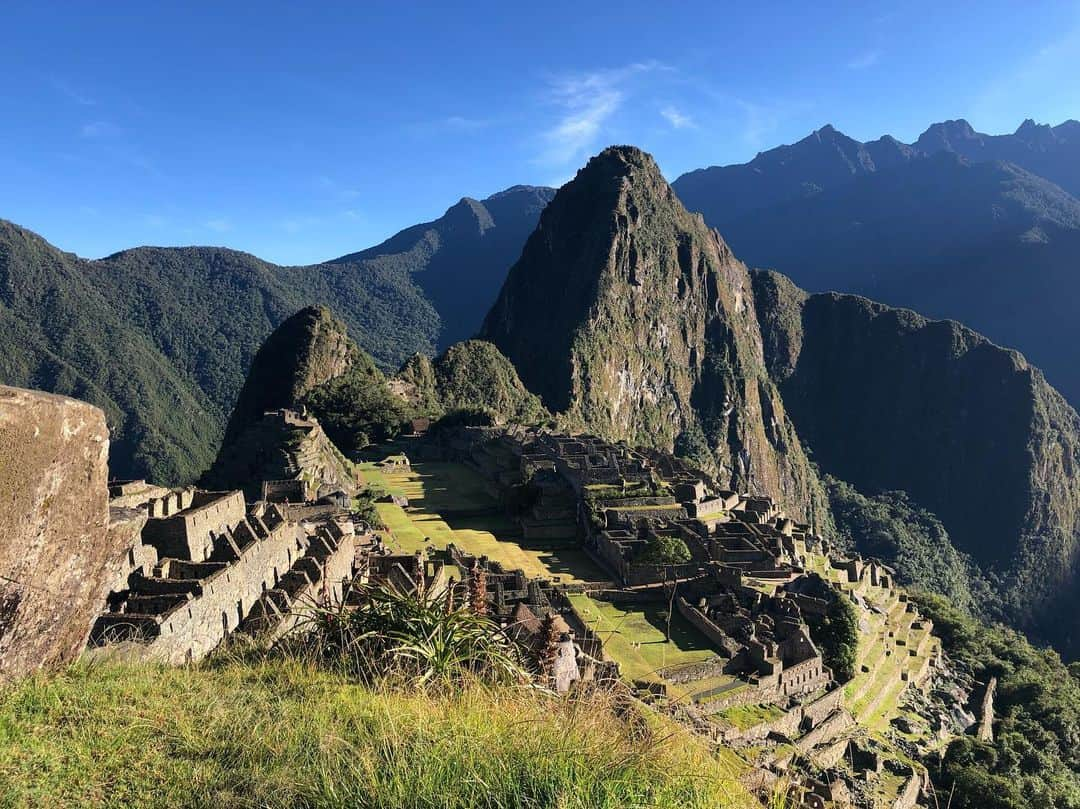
left=481, top=147, right=828, bottom=524
left=221, top=305, right=357, bottom=448
left=752, top=270, right=1080, bottom=649
left=0, top=386, right=119, bottom=680
left=206, top=306, right=366, bottom=496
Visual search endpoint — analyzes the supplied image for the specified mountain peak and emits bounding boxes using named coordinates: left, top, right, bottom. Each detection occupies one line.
left=582, top=145, right=663, bottom=178
left=443, top=197, right=495, bottom=233
left=481, top=145, right=829, bottom=523
left=219, top=305, right=356, bottom=448
left=486, top=184, right=556, bottom=201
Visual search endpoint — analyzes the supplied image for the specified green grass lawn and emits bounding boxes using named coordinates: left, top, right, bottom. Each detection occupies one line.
left=566, top=594, right=722, bottom=698
left=710, top=703, right=785, bottom=730
left=0, top=657, right=758, bottom=809
left=364, top=460, right=605, bottom=583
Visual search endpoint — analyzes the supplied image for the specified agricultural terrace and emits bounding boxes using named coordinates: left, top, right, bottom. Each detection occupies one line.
left=798, top=540, right=940, bottom=738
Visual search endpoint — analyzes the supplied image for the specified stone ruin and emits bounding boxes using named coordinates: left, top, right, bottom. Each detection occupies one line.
left=422, top=424, right=944, bottom=806
left=88, top=484, right=356, bottom=663
left=0, top=388, right=366, bottom=672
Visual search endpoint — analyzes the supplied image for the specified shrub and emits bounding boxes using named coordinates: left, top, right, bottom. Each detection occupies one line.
left=806, top=593, right=859, bottom=683
left=637, top=535, right=692, bottom=566
left=913, top=591, right=1080, bottom=809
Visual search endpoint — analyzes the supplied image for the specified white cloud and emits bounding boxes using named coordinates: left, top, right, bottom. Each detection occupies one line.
left=660, top=105, right=696, bottom=129
left=537, top=61, right=668, bottom=166
left=205, top=218, right=232, bottom=233
left=142, top=214, right=167, bottom=228
left=81, top=120, right=121, bottom=138
left=51, top=78, right=95, bottom=106
left=847, top=49, right=881, bottom=70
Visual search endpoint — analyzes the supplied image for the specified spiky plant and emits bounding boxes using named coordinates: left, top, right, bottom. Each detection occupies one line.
left=297, top=579, right=527, bottom=686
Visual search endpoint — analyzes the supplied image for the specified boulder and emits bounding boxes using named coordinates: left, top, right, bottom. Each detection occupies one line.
left=0, top=385, right=116, bottom=680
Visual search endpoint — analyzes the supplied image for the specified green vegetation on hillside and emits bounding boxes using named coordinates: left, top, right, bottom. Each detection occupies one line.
left=804, top=592, right=859, bottom=683
left=914, top=592, right=1080, bottom=809
left=432, top=340, right=547, bottom=424
left=826, top=476, right=998, bottom=618
left=0, top=220, right=438, bottom=483
left=395, top=340, right=548, bottom=428
left=303, top=351, right=409, bottom=452
left=752, top=266, right=1080, bottom=657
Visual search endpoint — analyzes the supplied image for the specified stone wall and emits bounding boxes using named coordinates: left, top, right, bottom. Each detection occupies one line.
left=715, top=686, right=844, bottom=745
left=893, top=775, right=921, bottom=809
left=101, top=507, right=155, bottom=598
left=676, top=595, right=732, bottom=651
left=92, top=518, right=306, bottom=664
left=241, top=524, right=354, bottom=640
left=0, top=386, right=117, bottom=680
left=777, top=649, right=829, bottom=699
left=793, top=709, right=854, bottom=753
left=142, top=491, right=246, bottom=561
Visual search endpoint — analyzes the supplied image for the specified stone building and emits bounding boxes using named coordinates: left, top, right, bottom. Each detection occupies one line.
left=89, top=484, right=355, bottom=664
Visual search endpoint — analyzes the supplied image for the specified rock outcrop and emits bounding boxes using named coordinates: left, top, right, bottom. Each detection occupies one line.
left=0, top=385, right=119, bottom=680
left=395, top=340, right=547, bottom=425
left=481, top=146, right=829, bottom=526
left=206, top=307, right=367, bottom=497
left=221, top=305, right=357, bottom=448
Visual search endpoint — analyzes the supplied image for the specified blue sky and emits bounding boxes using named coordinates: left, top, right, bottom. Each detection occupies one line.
left=2, top=1, right=1078, bottom=264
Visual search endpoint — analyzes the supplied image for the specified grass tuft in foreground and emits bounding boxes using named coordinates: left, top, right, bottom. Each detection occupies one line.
left=0, top=655, right=756, bottom=809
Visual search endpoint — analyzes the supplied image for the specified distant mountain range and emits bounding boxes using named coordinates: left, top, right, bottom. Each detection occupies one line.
left=0, top=187, right=550, bottom=482
left=672, top=118, right=1080, bottom=404
left=3, top=115, right=1079, bottom=483
left=333, top=185, right=555, bottom=349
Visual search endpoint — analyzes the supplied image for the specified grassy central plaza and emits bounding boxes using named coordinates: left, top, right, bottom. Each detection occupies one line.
left=359, top=459, right=606, bottom=584
left=359, top=455, right=743, bottom=702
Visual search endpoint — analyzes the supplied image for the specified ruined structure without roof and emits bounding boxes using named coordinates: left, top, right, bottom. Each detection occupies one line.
left=87, top=410, right=364, bottom=665
left=420, top=424, right=941, bottom=805
left=89, top=481, right=356, bottom=664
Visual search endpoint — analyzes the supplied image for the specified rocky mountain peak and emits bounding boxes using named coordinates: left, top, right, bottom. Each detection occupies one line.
left=481, top=146, right=830, bottom=525
left=220, top=305, right=356, bottom=448
left=914, top=118, right=982, bottom=152
left=442, top=197, right=496, bottom=234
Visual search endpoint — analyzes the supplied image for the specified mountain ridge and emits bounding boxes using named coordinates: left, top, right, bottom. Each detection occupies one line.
left=332, top=185, right=556, bottom=349
left=752, top=268, right=1080, bottom=652
left=670, top=119, right=1080, bottom=406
